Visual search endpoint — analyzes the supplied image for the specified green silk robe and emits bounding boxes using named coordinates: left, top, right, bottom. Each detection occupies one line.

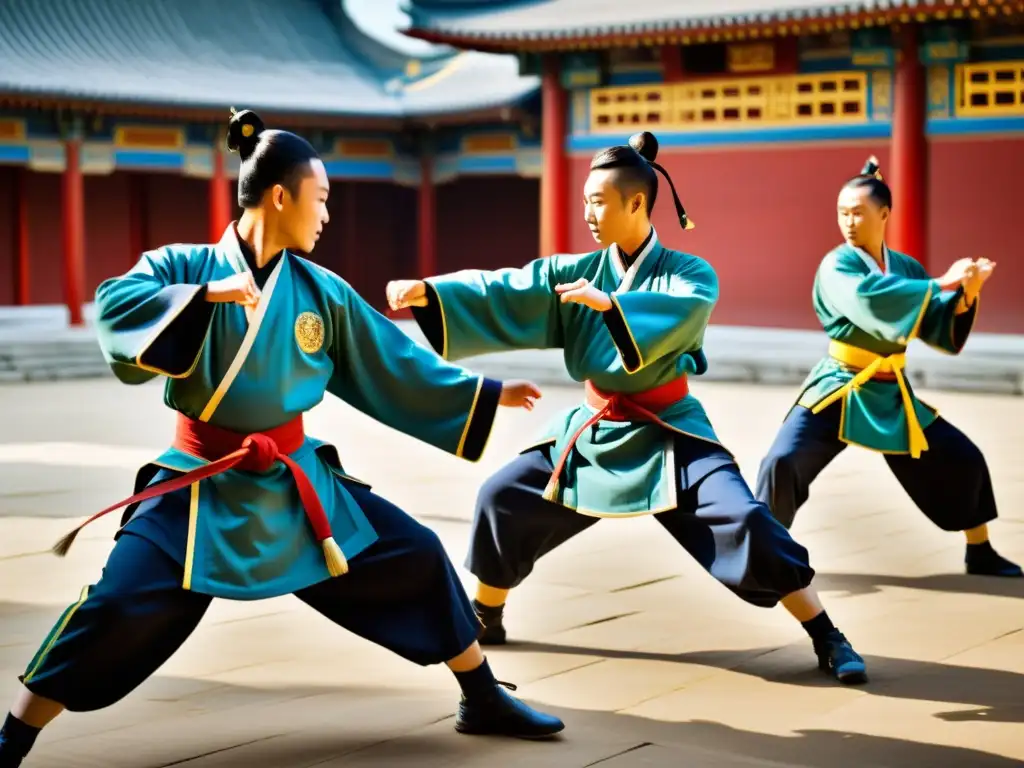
left=411, top=228, right=730, bottom=517
left=96, top=226, right=500, bottom=600
left=795, top=242, right=977, bottom=454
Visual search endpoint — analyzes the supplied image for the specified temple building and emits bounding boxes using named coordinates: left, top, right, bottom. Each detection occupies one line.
left=405, top=0, right=1024, bottom=334
left=0, top=0, right=541, bottom=321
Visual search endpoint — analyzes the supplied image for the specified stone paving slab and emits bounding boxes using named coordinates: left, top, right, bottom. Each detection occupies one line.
left=0, top=379, right=1022, bottom=766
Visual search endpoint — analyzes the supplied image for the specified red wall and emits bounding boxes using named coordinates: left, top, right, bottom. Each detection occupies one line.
left=1, top=144, right=1018, bottom=334
left=569, top=137, right=1022, bottom=333
left=928, top=137, right=1024, bottom=334
left=0, top=166, right=16, bottom=305
left=437, top=176, right=541, bottom=273
left=311, top=180, right=418, bottom=307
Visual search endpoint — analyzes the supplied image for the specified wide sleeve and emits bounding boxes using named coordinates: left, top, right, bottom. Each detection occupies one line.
left=601, top=256, right=718, bottom=374
left=901, top=257, right=977, bottom=355
left=94, top=246, right=215, bottom=384
left=816, top=251, right=961, bottom=346
left=410, top=257, right=563, bottom=361
left=328, top=281, right=502, bottom=462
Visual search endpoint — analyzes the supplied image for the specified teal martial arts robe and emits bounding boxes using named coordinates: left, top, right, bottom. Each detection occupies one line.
left=94, top=225, right=499, bottom=600
left=794, top=243, right=977, bottom=455
left=411, top=228, right=728, bottom=517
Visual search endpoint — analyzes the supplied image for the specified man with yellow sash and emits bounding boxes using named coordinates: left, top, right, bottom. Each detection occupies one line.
left=755, top=158, right=1020, bottom=579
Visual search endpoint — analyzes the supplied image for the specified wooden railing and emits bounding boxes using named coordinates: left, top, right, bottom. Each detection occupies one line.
left=588, top=72, right=868, bottom=132
left=956, top=61, right=1024, bottom=117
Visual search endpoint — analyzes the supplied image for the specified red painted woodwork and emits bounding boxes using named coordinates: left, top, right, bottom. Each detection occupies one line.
left=418, top=153, right=437, bottom=278
left=436, top=175, right=541, bottom=274
left=569, top=144, right=894, bottom=330
left=310, top=180, right=418, bottom=309
left=660, top=46, right=684, bottom=82
left=928, top=136, right=1024, bottom=334
left=62, top=139, right=86, bottom=325
left=209, top=146, right=233, bottom=243
left=540, top=54, right=569, bottom=258
left=0, top=166, right=16, bottom=305
left=0, top=138, right=1019, bottom=335
left=127, top=172, right=149, bottom=271
left=888, top=25, right=927, bottom=265
left=16, top=168, right=30, bottom=304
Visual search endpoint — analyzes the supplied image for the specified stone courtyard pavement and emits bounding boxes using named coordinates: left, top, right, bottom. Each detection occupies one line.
left=0, top=378, right=1021, bottom=767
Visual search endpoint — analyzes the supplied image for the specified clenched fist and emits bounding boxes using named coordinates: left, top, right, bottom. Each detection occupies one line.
left=499, top=380, right=542, bottom=411
left=205, top=272, right=261, bottom=308
left=386, top=279, right=428, bottom=311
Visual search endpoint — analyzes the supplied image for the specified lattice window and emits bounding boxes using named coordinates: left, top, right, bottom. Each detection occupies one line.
left=590, top=86, right=670, bottom=129
left=588, top=71, right=868, bottom=132
left=957, top=62, right=1024, bottom=116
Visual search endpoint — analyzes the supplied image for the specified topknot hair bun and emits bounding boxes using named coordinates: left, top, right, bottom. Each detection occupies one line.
left=861, top=155, right=883, bottom=181
left=226, top=108, right=265, bottom=161
left=628, top=131, right=659, bottom=163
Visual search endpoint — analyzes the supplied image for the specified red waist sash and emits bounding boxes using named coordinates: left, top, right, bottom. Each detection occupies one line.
left=543, top=376, right=690, bottom=500
left=52, top=413, right=348, bottom=576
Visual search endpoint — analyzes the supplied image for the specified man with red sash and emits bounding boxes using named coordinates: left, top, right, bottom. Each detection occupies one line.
left=0, top=111, right=565, bottom=768
left=387, top=131, right=868, bottom=686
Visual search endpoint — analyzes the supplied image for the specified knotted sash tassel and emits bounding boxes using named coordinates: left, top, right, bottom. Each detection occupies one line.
left=322, top=536, right=349, bottom=576
left=52, top=414, right=350, bottom=578
left=544, top=377, right=690, bottom=503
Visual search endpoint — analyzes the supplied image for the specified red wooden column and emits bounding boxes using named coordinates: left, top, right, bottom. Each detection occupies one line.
left=341, top=182, right=360, bottom=292
left=660, top=45, right=684, bottom=83
left=14, top=168, right=30, bottom=305
left=62, top=137, right=86, bottom=325
left=127, top=173, right=149, bottom=270
left=417, top=150, right=437, bottom=278
left=540, top=54, right=569, bottom=257
left=209, top=139, right=232, bottom=241
left=888, top=24, right=927, bottom=262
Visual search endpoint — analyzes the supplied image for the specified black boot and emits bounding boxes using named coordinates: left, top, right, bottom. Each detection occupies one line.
left=0, top=714, right=40, bottom=767
left=452, top=659, right=563, bottom=739
left=456, top=681, right=564, bottom=739
left=965, top=541, right=1023, bottom=577
left=473, top=600, right=507, bottom=645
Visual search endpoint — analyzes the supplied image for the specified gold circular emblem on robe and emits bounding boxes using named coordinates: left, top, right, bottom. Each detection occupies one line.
left=294, top=311, right=325, bottom=354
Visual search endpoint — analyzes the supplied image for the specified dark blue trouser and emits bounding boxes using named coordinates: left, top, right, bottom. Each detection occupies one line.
left=20, top=484, right=481, bottom=712
left=755, top=402, right=998, bottom=532
left=467, top=436, right=815, bottom=609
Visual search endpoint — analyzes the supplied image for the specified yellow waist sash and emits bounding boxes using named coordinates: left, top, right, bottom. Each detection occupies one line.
left=811, top=339, right=928, bottom=458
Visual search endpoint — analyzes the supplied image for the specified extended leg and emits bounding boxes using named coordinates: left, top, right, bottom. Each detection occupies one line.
left=658, top=438, right=867, bottom=685
left=0, top=531, right=211, bottom=767
left=755, top=404, right=847, bottom=529
left=465, top=447, right=598, bottom=644
left=296, top=482, right=564, bottom=739
left=885, top=417, right=1021, bottom=577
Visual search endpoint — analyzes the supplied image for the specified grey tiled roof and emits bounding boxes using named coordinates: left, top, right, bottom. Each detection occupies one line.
left=405, top=0, right=939, bottom=43
left=0, top=0, right=538, bottom=118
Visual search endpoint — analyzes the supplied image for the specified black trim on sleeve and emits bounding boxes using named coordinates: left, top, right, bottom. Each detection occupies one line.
left=410, top=282, right=445, bottom=356
left=601, top=299, right=642, bottom=373
left=460, top=377, right=502, bottom=462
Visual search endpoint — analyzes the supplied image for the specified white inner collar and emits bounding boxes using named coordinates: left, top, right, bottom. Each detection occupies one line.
left=611, top=227, right=658, bottom=293
left=853, top=243, right=890, bottom=274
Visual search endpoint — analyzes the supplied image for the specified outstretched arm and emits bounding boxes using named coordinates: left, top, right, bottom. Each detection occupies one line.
left=386, top=257, right=564, bottom=361
left=330, top=280, right=540, bottom=461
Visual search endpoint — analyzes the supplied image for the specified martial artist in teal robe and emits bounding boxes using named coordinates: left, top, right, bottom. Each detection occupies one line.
left=755, top=242, right=1021, bottom=577
left=411, top=228, right=817, bottom=613
left=18, top=225, right=504, bottom=711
